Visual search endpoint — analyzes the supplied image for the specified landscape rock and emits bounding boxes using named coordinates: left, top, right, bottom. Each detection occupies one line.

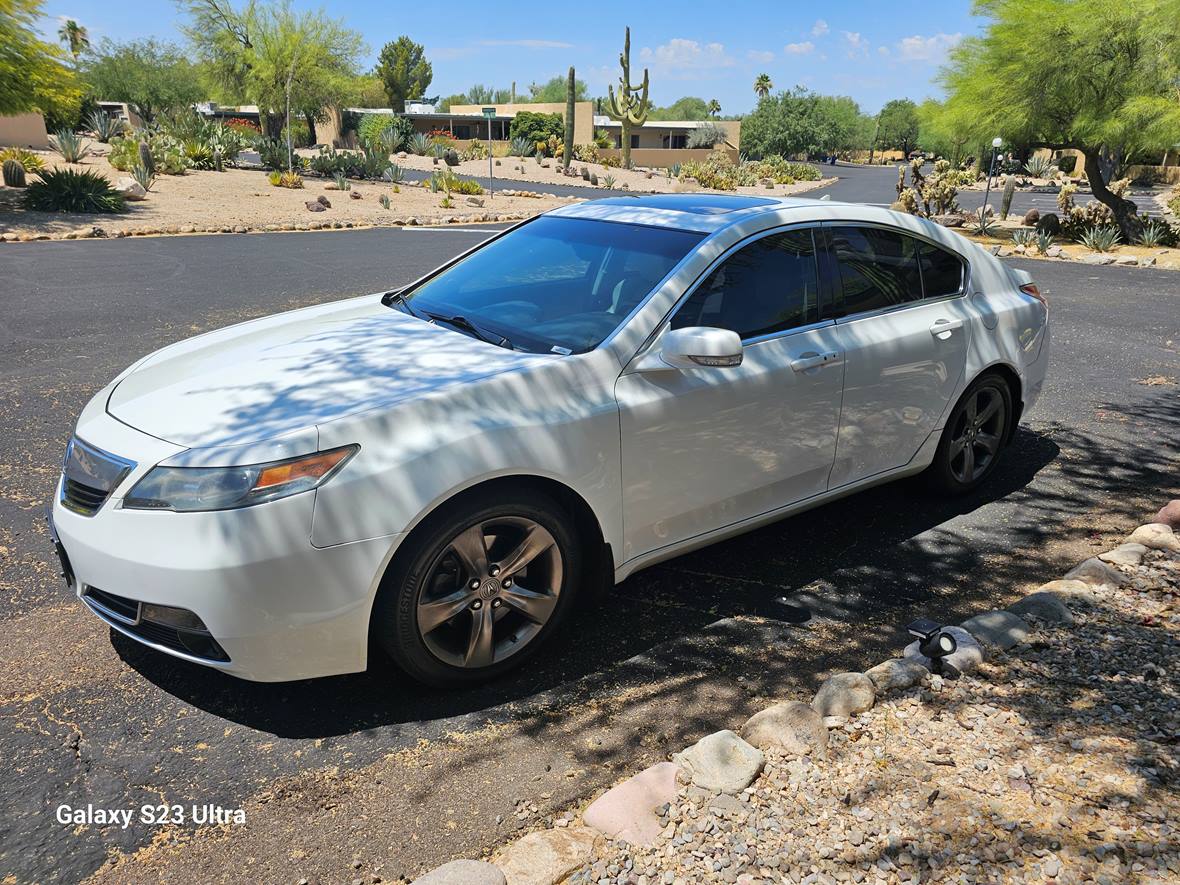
left=1064, top=556, right=1127, bottom=587
left=1115, top=255, right=1139, bottom=266
left=1081, top=253, right=1115, bottom=265
left=740, top=701, right=828, bottom=758
left=1007, top=591, right=1073, bottom=625
left=1045, top=244, right=1063, bottom=257
left=412, top=859, right=506, bottom=885
left=583, top=762, right=678, bottom=846
left=1139, top=256, right=1157, bottom=267
left=1126, top=522, right=1180, bottom=552
left=113, top=177, right=147, bottom=200
left=932, top=214, right=963, bottom=227
left=317, top=195, right=331, bottom=208
left=1098, top=543, right=1148, bottom=566
left=673, top=730, right=764, bottom=793
left=494, top=827, right=597, bottom=885
left=349, top=190, right=361, bottom=199
left=812, top=672, right=875, bottom=718
left=466, top=196, right=484, bottom=207
left=903, top=625, right=985, bottom=675
left=865, top=657, right=929, bottom=693
left=958, top=610, right=1030, bottom=651
left=305, top=200, right=326, bottom=212
left=1154, top=499, right=1180, bottom=528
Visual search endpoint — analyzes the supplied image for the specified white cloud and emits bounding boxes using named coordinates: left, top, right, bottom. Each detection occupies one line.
left=893, top=32, right=962, bottom=63
left=811, top=19, right=829, bottom=37
left=784, top=41, right=815, bottom=55
left=478, top=39, right=574, bottom=49
left=639, top=39, right=734, bottom=75
left=746, top=49, right=775, bottom=64
left=842, top=31, right=869, bottom=58
left=878, top=46, right=890, bottom=57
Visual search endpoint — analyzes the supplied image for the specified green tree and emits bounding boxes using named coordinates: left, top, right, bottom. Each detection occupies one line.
left=876, top=98, right=920, bottom=157
left=347, top=73, right=388, bottom=108
left=0, top=0, right=80, bottom=118
left=815, top=95, right=873, bottom=154
left=706, top=98, right=721, bottom=118
left=84, top=39, right=203, bottom=122
left=57, top=19, right=89, bottom=65
left=939, top=0, right=1180, bottom=240
left=916, top=98, right=971, bottom=165
left=740, top=87, right=833, bottom=159
left=650, top=96, right=708, bottom=121
left=527, top=75, right=588, bottom=103
left=374, top=35, right=431, bottom=113
left=753, top=73, right=773, bottom=100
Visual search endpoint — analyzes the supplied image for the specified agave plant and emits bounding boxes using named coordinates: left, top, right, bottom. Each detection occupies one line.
left=1011, top=228, right=1035, bottom=248
left=509, top=136, right=533, bottom=157
left=130, top=163, right=156, bottom=192
left=50, top=129, right=90, bottom=163
left=601, top=174, right=616, bottom=189
left=409, top=132, right=432, bottom=155
left=23, top=168, right=125, bottom=213
left=1023, top=155, right=1058, bottom=179
left=1078, top=225, right=1120, bottom=252
left=1036, top=230, right=1055, bottom=254
left=1136, top=220, right=1170, bottom=248
left=88, top=111, right=126, bottom=144
left=382, top=163, right=405, bottom=184
left=379, top=193, right=391, bottom=209
left=970, top=208, right=997, bottom=236
left=332, top=171, right=351, bottom=191
left=0, top=146, right=45, bottom=173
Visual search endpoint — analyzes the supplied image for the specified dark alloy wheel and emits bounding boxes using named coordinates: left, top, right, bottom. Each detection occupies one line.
left=928, top=374, right=1012, bottom=494
left=373, top=489, right=580, bottom=686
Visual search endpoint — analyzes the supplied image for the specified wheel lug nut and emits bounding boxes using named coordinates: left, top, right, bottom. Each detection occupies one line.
left=470, top=579, right=481, bottom=589
left=489, top=565, right=501, bottom=577
left=492, top=599, right=502, bottom=608
left=502, top=578, right=512, bottom=588
left=471, top=600, right=482, bottom=610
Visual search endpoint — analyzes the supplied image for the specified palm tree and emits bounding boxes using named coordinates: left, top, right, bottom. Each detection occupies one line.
left=57, top=19, right=89, bottom=65
left=706, top=98, right=721, bottom=118
left=754, top=73, right=773, bottom=100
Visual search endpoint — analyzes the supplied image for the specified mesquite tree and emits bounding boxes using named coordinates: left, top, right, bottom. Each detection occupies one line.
left=605, top=27, right=650, bottom=169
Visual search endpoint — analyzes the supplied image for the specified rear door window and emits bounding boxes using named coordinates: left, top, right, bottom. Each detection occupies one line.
left=919, top=241, right=966, bottom=298
left=830, top=226, right=923, bottom=315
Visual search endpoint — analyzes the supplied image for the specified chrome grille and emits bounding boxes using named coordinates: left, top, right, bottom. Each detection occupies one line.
left=60, top=437, right=135, bottom=516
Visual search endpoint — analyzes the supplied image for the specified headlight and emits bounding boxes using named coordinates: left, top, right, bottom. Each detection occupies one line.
left=123, top=445, right=358, bottom=512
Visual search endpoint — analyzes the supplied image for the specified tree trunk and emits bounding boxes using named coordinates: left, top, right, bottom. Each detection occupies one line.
left=1083, top=150, right=1141, bottom=243
left=304, top=113, right=317, bottom=147
left=621, top=120, right=631, bottom=169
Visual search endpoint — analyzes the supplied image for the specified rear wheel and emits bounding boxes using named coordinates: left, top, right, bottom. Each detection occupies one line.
left=927, top=374, right=1012, bottom=494
left=373, top=489, right=580, bottom=686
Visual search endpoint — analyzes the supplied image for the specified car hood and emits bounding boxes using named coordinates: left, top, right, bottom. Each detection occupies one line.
left=106, top=295, right=549, bottom=448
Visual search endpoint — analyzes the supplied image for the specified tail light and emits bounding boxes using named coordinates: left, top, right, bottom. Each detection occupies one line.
left=1020, top=282, right=1047, bottom=309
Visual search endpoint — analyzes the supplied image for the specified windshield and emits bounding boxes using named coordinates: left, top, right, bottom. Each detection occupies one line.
left=394, top=216, right=704, bottom=354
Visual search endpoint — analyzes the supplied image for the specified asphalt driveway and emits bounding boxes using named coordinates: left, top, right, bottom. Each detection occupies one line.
left=0, top=228, right=1177, bottom=883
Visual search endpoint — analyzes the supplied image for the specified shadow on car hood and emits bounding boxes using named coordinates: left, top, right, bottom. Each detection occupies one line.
left=107, top=295, right=548, bottom=448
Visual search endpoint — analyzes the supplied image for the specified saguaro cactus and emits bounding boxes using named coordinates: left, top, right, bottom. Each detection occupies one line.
left=563, top=67, right=575, bottom=172
left=1000, top=173, right=1016, bottom=220
left=605, top=27, right=650, bottom=170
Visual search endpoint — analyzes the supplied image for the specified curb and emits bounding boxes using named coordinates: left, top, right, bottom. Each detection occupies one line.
left=409, top=508, right=1180, bottom=885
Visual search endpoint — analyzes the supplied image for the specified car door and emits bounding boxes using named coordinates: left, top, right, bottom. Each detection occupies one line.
left=615, top=227, right=845, bottom=563
left=823, top=224, right=971, bottom=488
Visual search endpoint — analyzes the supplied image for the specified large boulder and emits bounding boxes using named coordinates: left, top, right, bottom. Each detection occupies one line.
left=812, top=672, right=875, bottom=718
left=1154, top=500, right=1180, bottom=529
left=959, top=610, right=1030, bottom=651
left=1099, top=543, right=1148, bottom=566
left=494, top=827, right=597, bottom=885
left=740, top=701, right=828, bottom=758
left=1008, top=591, right=1073, bottom=625
left=673, top=730, right=764, bottom=793
left=413, top=859, right=506, bottom=885
left=113, top=177, right=147, bottom=201
left=583, top=762, right=678, bottom=846
left=1064, top=557, right=1127, bottom=587
left=1126, top=523, right=1180, bottom=552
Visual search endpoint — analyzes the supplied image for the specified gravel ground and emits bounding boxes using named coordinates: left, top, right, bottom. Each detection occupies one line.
left=570, top=548, right=1179, bottom=885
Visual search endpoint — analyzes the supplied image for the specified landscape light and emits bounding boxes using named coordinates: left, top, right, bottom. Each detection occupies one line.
left=906, top=618, right=958, bottom=675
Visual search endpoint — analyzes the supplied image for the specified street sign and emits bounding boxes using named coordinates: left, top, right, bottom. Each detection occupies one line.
left=482, top=107, right=496, bottom=117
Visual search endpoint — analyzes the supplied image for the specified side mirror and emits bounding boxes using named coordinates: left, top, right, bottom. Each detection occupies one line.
left=639, top=326, right=743, bottom=371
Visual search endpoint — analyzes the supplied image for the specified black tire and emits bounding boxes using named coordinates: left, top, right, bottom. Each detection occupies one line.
left=372, top=488, right=581, bottom=687
left=926, top=373, right=1013, bottom=495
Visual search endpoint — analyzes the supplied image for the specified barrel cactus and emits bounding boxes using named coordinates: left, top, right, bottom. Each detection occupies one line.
left=137, top=141, right=155, bottom=176
left=1000, top=174, right=1016, bottom=220
left=443, top=149, right=459, bottom=167
left=2, top=158, right=26, bottom=187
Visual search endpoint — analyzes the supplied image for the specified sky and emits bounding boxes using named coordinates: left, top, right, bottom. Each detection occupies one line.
left=37, top=0, right=983, bottom=115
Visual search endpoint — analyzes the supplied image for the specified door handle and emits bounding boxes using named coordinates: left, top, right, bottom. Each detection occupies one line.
left=790, top=351, right=840, bottom=372
left=929, top=319, right=963, bottom=339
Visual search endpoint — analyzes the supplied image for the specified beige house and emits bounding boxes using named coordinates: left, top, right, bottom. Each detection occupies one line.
left=0, top=113, right=50, bottom=149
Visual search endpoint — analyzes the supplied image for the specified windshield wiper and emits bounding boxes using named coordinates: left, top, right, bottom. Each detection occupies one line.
left=381, top=289, right=421, bottom=317
left=421, top=310, right=513, bottom=350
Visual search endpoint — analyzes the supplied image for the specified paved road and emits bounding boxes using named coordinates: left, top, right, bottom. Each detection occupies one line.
left=1, top=229, right=1177, bottom=883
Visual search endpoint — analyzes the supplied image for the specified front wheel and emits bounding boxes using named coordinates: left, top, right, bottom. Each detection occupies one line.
left=372, top=489, right=581, bottom=687
left=926, top=374, right=1013, bottom=494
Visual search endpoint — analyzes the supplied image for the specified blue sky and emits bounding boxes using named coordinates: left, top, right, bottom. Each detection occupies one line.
left=37, top=0, right=982, bottom=114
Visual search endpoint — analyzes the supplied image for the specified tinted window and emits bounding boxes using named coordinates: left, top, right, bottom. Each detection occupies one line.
left=831, top=227, right=922, bottom=315
left=672, top=229, right=818, bottom=340
left=919, top=242, right=965, bottom=297
left=401, top=217, right=702, bottom=354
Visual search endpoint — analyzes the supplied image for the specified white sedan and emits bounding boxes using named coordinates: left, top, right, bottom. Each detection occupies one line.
left=50, top=195, right=1050, bottom=686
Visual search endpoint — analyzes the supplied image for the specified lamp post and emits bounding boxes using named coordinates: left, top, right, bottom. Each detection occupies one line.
left=981, top=136, right=1003, bottom=219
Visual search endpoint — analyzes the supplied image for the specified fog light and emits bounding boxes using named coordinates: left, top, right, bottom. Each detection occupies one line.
left=141, top=603, right=207, bottom=632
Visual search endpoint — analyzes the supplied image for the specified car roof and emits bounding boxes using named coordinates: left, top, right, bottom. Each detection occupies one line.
left=548, top=193, right=862, bottom=234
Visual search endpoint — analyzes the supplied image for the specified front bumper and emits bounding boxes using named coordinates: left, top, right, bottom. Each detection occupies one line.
left=51, top=408, right=400, bottom=682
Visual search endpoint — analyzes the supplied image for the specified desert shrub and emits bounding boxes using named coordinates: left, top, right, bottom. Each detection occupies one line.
left=88, top=111, right=126, bottom=143
left=1012, top=228, right=1035, bottom=248
left=1078, top=225, right=1120, bottom=252
left=130, top=163, right=155, bottom=192
left=680, top=151, right=747, bottom=190
left=1036, top=230, right=1055, bottom=254
left=23, top=168, right=126, bottom=213
left=599, top=153, right=621, bottom=168
left=225, top=117, right=260, bottom=136
left=50, top=129, right=90, bottom=163
left=593, top=129, right=612, bottom=148
left=752, top=156, right=821, bottom=184
left=449, top=177, right=483, bottom=195
left=686, top=122, right=728, bottom=150
left=109, top=134, right=189, bottom=175
left=601, top=174, right=616, bottom=189
left=358, top=113, right=412, bottom=152
left=280, top=119, right=312, bottom=148
left=310, top=146, right=359, bottom=177
left=460, top=140, right=488, bottom=161
left=969, top=207, right=997, bottom=236
left=266, top=170, right=304, bottom=188
left=1167, top=185, right=1180, bottom=218
left=508, top=111, right=563, bottom=148
left=571, top=143, right=598, bottom=163
left=0, top=147, right=44, bottom=173
left=382, top=163, right=405, bottom=183
left=256, top=137, right=289, bottom=171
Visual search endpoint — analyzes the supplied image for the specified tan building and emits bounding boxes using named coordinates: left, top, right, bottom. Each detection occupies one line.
left=0, top=113, right=50, bottom=149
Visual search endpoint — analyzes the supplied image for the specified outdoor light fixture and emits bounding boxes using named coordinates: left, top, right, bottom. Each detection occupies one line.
left=906, top=618, right=958, bottom=675
left=982, top=135, right=1004, bottom=220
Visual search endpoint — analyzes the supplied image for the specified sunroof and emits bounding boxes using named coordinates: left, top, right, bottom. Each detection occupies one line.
left=593, top=194, right=779, bottom=215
